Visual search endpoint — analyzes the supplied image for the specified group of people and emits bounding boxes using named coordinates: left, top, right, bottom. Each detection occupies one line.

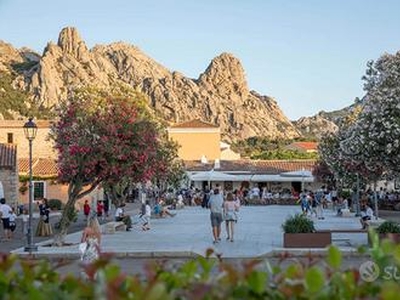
left=207, top=185, right=241, bottom=244
left=299, top=189, right=328, bottom=220
left=0, top=198, right=17, bottom=240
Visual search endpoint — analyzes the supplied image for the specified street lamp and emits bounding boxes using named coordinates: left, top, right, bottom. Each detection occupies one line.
left=23, top=117, right=38, bottom=253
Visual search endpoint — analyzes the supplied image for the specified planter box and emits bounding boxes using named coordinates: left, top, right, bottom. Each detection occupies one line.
left=283, top=232, right=332, bottom=248
left=368, top=233, right=400, bottom=246
left=380, top=233, right=400, bottom=243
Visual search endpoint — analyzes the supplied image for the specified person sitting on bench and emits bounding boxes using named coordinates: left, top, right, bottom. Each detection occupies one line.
left=115, top=203, right=132, bottom=231
left=154, top=199, right=176, bottom=218
left=360, top=203, right=374, bottom=229
left=337, top=198, right=348, bottom=216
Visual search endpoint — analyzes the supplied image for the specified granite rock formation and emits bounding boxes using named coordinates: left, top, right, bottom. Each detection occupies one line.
left=1, top=27, right=302, bottom=141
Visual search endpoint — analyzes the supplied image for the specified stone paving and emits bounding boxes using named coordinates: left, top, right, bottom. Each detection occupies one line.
left=11, top=205, right=379, bottom=259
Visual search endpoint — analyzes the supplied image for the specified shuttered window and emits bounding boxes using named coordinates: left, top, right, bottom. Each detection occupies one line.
left=33, top=181, right=45, bottom=200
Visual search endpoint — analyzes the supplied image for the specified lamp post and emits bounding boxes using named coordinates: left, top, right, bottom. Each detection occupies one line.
left=23, top=118, right=38, bottom=253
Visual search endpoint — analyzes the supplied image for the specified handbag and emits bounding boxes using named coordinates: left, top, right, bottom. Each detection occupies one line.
left=225, top=211, right=237, bottom=221
left=79, top=242, right=87, bottom=254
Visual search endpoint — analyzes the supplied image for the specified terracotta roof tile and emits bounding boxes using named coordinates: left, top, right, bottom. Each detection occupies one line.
left=18, top=158, right=58, bottom=177
left=0, top=143, right=17, bottom=169
left=0, top=119, right=52, bottom=129
left=169, top=119, right=219, bottom=129
left=288, top=142, right=318, bottom=151
left=184, top=159, right=317, bottom=174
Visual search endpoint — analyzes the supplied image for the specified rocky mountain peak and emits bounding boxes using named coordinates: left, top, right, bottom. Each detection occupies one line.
left=198, top=52, right=249, bottom=97
left=0, top=28, right=302, bottom=141
left=293, top=114, right=338, bottom=139
left=57, top=27, right=88, bottom=59
left=0, top=40, right=24, bottom=72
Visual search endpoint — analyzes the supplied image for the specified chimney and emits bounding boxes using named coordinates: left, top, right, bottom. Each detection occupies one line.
left=214, top=159, right=220, bottom=169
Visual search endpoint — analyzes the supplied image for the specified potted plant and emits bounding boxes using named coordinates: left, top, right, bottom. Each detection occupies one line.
left=375, top=221, right=400, bottom=243
left=282, top=214, right=331, bottom=248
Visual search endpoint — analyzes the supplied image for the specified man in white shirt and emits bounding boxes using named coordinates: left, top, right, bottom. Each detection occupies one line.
left=208, top=187, right=224, bottom=244
left=0, top=198, right=12, bottom=240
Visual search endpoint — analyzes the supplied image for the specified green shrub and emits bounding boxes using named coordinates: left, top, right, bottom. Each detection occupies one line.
left=282, top=214, right=315, bottom=233
left=376, top=221, right=400, bottom=234
left=47, top=198, right=63, bottom=210
left=2, top=242, right=400, bottom=298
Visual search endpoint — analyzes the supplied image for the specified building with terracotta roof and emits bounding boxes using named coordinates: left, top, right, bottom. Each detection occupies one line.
left=285, top=141, right=318, bottom=153
left=0, top=120, right=64, bottom=205
left=185, top=159, right=318, bottom=192
left=169, top=119, right=320, bottom=192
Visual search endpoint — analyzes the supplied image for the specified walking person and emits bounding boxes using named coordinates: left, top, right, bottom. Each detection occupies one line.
left=96, top=200, right=104, bottom=221
left=141, top=200, right=151, bottom=231
left=79, top=216, right=101, bottom=279
left=0, top=198, right=12, bottom=240
left=9, top=208, right=17, bottom=238
left=299, top=193, right=309, bottom=216
left=36, top=198, right=52, bottom=236
left=208, top=187, right=224, bottom=244
left=22, top=209, right=29, bottom=239
left=83, top=200, right=91, bottom=220
left=201, top=187, right=210, bottom=208
left=224, top=192, right=239, bottom=242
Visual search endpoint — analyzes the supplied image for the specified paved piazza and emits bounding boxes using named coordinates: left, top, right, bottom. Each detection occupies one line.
left=12, top=205, right=371, bottom=259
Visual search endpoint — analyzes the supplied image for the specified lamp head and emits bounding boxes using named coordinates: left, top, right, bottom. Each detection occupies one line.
left=23, top=118, right=38, bottom=141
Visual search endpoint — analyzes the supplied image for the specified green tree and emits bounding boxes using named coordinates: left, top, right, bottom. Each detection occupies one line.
left=0, top=72, right=52, bottom=119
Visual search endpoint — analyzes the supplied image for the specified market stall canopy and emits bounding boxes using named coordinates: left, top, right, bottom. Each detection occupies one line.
left=280, top=170, right=313, bottom=178
left=251, top=174, right=314, bottom=182
left=189, top=170, right=238, bottom=182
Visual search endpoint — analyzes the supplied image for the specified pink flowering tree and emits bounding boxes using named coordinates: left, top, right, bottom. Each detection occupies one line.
left=51, top=88, right=164, bottom=243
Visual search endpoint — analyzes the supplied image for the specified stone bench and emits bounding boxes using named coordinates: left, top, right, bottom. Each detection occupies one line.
left=102, top=221, right=126, bottom=234
left=368, top=219, right=384, bottom=229
left=340, top=209, right=352, bottom=217
left=317, top=229, right=368, bottom=246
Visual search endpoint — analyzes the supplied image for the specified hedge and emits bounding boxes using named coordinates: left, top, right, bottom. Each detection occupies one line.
left=1, top=232, right=400, bottom=299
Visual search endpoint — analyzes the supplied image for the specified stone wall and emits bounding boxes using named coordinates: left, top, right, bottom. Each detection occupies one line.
left=0, top=168, right=18, bottom=207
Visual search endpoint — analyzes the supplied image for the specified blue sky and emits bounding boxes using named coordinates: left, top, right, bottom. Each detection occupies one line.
left=1, top=0, right=400, bottom=120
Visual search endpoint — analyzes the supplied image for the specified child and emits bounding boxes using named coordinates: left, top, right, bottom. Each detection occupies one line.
left=141, top=201, right=151, bottom=231
left=83, top=200, right=91, bottom=220
left=9, top=208, right=17, bottom=238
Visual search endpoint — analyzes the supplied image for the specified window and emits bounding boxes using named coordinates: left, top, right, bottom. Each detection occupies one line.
left=33, top=181, right=45, bottom=200
left=7, top=133, right=13, bottom=144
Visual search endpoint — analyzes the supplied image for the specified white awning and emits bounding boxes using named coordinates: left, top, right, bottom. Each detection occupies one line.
left=280, top=170, right=313, bottom=177
left=189, top=170, right=238, bottom=182
left=251, top=174, right=314, bottom=182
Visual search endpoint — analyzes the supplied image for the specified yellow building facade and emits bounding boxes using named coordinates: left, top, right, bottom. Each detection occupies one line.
left=168, top=119, right=221, bottom=161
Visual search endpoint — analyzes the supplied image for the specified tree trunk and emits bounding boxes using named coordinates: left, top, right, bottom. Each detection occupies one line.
left=53, top=180, right=99, bottom=246
left=53, top=194, right=78, bottom=246
left=373, top=180, right=379, bottom=220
